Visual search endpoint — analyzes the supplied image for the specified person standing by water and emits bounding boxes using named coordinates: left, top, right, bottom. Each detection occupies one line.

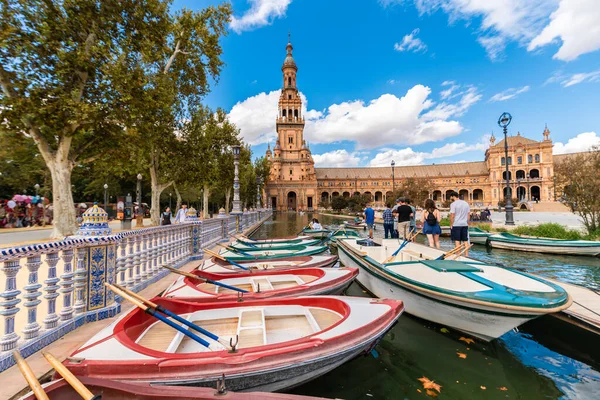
left=423, top=199, right=441, bottom=249
left=382, top=203, right=394, bottom=239
left=393, top=198, right=413, bottom=239
left=363, top=202, right=375, bottom=239
left=161, top=207, right=172, bottom=225
left=449, top=191, right=470, bottom=256
left=407, top=199, right=417, bottom=237
left=174, top=203, right=188, bottom=224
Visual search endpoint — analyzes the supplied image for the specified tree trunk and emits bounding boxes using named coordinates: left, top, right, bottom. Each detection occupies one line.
left=225, top=188, right=231, bottom=216
left=149, top=164, right=173, bottom=226
left=174, top=185, right=182, bottom=213
left=203, top=184, right=210, bottom=218
left=49, top=160, right=77, bottom=238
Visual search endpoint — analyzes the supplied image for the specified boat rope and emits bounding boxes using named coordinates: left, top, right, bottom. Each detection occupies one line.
left=573, top=300, right=600, bottom=319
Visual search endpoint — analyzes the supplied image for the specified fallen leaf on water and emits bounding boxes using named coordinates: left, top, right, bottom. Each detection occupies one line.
left=480, top=386, right=487, bottom=390
left=498, top=387, right=508, bottom=391
left=425, top=389, right=439, bottom=397
left=457, top=352, right=467, bottom=359
left=417, top=389, right=422, bottom=393
left=459, top=337, right=475, bottom=345
left=440, top=328, right=449, bottom=333
left=418, top=377, right=442, bottom=393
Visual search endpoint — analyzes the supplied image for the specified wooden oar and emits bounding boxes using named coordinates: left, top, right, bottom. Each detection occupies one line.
left=204, top=248, right=251, bottom=271
left=436, top=243, right=466, bottom=260
left=447, top=244, right=473, bottom=260
left=216, top=243, right=253, bottom=257
left=104, top=283, right=211, bottom=348
left=12, top=351, right=49, bottom=400
left=384, top=229, right=422, bottom=264
left=297, top=225, right=310, bottom=235
left=112, top=283, right=231, bottom=349
left=42, top=352, right=98, bottom=400
left=161, top=265, right=248, bottom=293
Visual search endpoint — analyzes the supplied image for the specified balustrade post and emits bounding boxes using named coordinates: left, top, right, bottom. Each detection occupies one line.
left=22, top=255, right=43, bottom=339
left=133, top=236, right=142, bottom=284
left=126, top=236, right=135, bottom=288
left=160, top=230, right=167, bottom=267
left=59, top=249, right=75, bottom=321
left=140, top=233, right=149, bottom=281
left=73, top=247, right=87, bottom=315
left=117, top=238, right=127, bottom=285
left=0, top=260, right=21, bottom=351
left=42, top=253, right=60, bottom=330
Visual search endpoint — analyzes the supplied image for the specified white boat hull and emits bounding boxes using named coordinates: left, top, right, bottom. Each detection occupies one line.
left=469, top=235, right=489, bottom=245
left=338, top=246, right=537, bottom=341
left=488, top=240, right=600, bottom=256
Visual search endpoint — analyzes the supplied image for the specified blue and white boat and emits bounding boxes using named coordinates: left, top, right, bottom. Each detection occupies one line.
left=337, top=238, right=571, bottom=341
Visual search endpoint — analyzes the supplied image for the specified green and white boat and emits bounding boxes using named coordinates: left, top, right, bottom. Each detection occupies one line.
left=301, top=228, right=331, bottom=239
left=337, top=238, right=572, bottom=341
left=328, top=229, right=361, bottom=247
left=219, top=244, right=328, bottom=261
left=487, top=232, right=600, bottom=256
left=469, top=227, right=491, bottom=245
left=230, top=237, right=322, bottom=251
left=235, top=235, right=314, bottom=245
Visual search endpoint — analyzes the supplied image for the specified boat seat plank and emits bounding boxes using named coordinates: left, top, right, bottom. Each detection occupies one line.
left=136, top=322, right=178, bottom=352
left=241, top=310, right=263, bottom=327
left=265, top=315, right=314, bottom=343
left=176, top=317, right=239, bottom=353
left=238, top=328, right=265, bottom=348
left=271, top=280, right=300, bottom=289
left=309, top=308, right=343, bottom=331
left=298, top=275, right=318, bottom=284
left=422, top=260, right=483, bottom=273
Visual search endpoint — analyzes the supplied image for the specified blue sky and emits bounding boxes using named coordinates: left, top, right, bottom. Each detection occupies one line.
left=173, top=0, right=600, bottom=167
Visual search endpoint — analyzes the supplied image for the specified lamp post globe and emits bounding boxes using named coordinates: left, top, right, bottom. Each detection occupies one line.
left=497, top=112, right=514, bottom=225
left=34, top=183, right=40, bottom=196
left=103, top=183, right=109, bottom=211
left=136, top=173, right=143, bottom=222
left=231, top=145, right=243, bottom=215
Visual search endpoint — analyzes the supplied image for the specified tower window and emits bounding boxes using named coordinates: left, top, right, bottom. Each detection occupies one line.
left=294, top=109, right=299, bottom=118
left=289, top=169, right=293, bottom=175
left=282, top=109, right=286, bottom=117
left=288, top=95, right=292, bottom=100
left=288, top=137, right=293, bottom=144
left=288, top=77, right=291, bottom=86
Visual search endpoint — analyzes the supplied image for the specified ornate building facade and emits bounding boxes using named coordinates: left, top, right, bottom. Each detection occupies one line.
left=265, top=40, right=565, bottom=211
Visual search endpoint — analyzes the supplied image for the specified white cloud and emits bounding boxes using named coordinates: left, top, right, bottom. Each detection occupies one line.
left=528, top=0, right=600, bottom=61
left=562, top=70, right=600, bottom=87
left=230, top=83, right=481, bottom=149
left=230, top=0, right=292, bottom=34
left=228, top=90, right=280, bottom=145
left=368, top=139, right=489, bottom=167
left=313, top=150, right=362, bottom=167
left=380, top=1, right=600, bottom=61
left=489, top=85, right=530, bottom=102
left=553, top=132, right=600, bottom=154
left=394, top=28, right=428, bottom=53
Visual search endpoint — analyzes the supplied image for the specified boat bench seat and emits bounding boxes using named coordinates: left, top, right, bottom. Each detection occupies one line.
left=422, top=260, right=483, bottom=273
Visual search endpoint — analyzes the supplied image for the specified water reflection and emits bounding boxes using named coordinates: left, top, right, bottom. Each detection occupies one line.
left=253, top=212, right=600, bottom=399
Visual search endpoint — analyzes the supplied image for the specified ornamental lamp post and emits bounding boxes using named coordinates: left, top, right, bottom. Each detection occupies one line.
left=103, top=183, right=108, bottom=211
left=498, top=112, right=514, bottom=225
left=256, top=177, right=262, bottom=209
left=34, top=183, right=40, bottom=196
left=391, top=160, right=396, bottom=195
left=231, top=145, right=242, bottom=215
left=136, top=173, right=143, bottom=226
left=169, top=192, right=172, bottom=210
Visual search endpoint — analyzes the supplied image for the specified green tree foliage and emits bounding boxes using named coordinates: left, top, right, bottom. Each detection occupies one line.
left=331, top=196, right=348, bottom=213
left=0, top=131, right=49, bottom=197
left=347, top=194, right=370, bottom=212
left=555, top=148, right=600, bottom=234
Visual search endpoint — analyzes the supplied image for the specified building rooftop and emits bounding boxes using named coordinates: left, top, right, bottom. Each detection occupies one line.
left=315, top=161, right=489, bottom=179
left=492, top=133, right=539, bottom=148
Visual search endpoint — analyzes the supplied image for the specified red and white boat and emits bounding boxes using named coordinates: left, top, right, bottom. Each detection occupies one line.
left=19, top=377, right=336, bottom=400
left=162, top=268, right=358, bottom=301
left=198, top=255, right=338, bottom=274
left=63, top=296, right=403, bottom=392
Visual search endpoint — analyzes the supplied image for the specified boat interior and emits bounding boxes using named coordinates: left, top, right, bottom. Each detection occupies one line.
left=343, top=238, right=465, bottom=264
left=193, top=273, right=319, bottom=294
left=134, top=305, right=344, bottom=354
left=201, top=258, right=309, bottom=272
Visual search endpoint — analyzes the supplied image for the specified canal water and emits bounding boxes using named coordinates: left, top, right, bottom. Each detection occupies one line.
left=251, top=212, right=600, bottom=400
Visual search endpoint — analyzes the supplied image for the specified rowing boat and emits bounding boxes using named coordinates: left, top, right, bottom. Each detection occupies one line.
left=162, top=267, right=358, bottom=301
left=301, top=228, right=331, bottom=238
left=230, top=237, right=322, bottom=251
left=218, top=244, right=328, bottom=261
left=19, top=377, right=335, bottom=400
left=197, top=255, right=339, bottom=274
left=469, top=227, right=491, bottom=245
left=63, top=296, right=404, bottom=392
left=235, top=235, right=314, bottom=245
left=343, top=221, right=366, bottom=230
left=329, top=229, right=361, bottom=247
left=487, top=232, right=600, bottom=256
left=337, top=238, right=571, bottom=341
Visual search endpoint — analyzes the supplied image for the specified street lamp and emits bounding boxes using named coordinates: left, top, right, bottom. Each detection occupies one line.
left=34, top=183, right=40, bottom=196
left=103, top=183, right=108, bottom=211
left=498, top=112, right=514, bottom=225
left=169, top=192, right=172, bottom=210
left=391, top=160, right=395, bottom=195
left=256, top=177, right=262, bottom=209
left=231, top=145, right=242, bottom=214
left=136, top=173, right=143, bottom=219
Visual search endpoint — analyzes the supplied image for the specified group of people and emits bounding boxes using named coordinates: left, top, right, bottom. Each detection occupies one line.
left=0, top=200, right=52, bottom=228
left=470, top=208, right=491, bottom=222
left=376, top=192, right=471, bottom=255
left=160, top=203, right=198, bottom=225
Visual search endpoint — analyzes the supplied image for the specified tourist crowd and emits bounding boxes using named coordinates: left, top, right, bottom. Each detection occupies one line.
left=0, top=195, right=53, bottom=228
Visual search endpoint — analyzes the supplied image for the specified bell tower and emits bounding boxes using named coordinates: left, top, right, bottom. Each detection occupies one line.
left=265, top=34, right=317, bottom=211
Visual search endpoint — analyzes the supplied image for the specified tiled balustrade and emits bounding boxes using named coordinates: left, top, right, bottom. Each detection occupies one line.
left=0, top=210, right=271, bottom=371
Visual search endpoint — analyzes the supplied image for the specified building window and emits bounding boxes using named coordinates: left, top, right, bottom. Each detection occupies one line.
left=508, top=157, right=512, bottom=165
left=289, top=169, right=292, bottom=175
left=288, top=94, right=292, bottom=100
left=517, top=156, right=522, bottom=164
left=528, top=154, right=532, bottom=163
left=288, top=137, right=293, bottom=144
left=288, top=77, right=291, bottom=86
left=501, top=157, right=505, bottom=166
left=535, top=154, right=540, bottom=163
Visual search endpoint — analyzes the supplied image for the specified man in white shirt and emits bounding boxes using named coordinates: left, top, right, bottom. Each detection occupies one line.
left=449, top=191, right=470, bottom=256
left=174, top=203, right=188, bottom=224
